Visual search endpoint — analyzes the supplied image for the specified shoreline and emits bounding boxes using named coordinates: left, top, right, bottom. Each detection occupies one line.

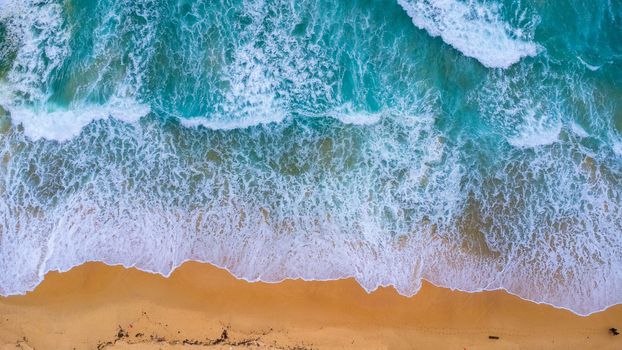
left=6, top=258, right=616, bottom=318
left=1, top=261, right=621, bottom=349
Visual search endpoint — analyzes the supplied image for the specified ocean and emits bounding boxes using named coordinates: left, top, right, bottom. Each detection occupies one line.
left=0, top=0, right=621, bottom=316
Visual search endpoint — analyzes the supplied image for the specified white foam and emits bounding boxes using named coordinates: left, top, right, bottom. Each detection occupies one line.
left=507, top=121, right=561, bottom=148
left=397, top=0, right=538, bottom=68
left=1, top=106, right=622, bottom=316
left=179, top=106, right=383, bottom=130
left=180, top=112, right=286, bottom=130
left=0, top=0, right=70, bottom=102
left=6, top=99, right=150, bottom=141
left=333, top=113, right=381, bottom=125
left=0, top=0, right=157, bottom=141
left=577, top=56, right=602, bottom=71
left=325, top=104, right=383, bottom=125
left=570, top=121, right=589, bottom=138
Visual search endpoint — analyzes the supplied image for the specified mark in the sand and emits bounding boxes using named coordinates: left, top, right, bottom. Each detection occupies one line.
left=182, top=338, right=202, bottom=345
left=489, top=335, right=500, bottom=340
left=96, top=341, right=113, bottom=350
left=94, top=314, right=316, bottom=349
left=15, top=339, right=34, bottom=350
left=610, top=328, right=619, bottom=336
left=116, top=325, right=129, bottom=339
left=150, top=335, right=166, bottom=342
left=213, top=329, right=228, bottom=344
left=96, top=325, right=132, bottom=349
left=14, top=336, right=35, bottom=350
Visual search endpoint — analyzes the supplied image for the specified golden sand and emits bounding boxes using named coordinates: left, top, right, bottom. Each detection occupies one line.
left=0, top=261, right=620, bottom=349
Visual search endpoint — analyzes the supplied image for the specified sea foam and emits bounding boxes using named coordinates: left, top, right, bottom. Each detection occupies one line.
left=1, top=0, right=539, bottom=142
left=397, top=0, right=538, bottom=68
left=1, top=112, right=621, bottom=317
left=5, top=99, right=150, bottom=141
left=507, top=121, right=562, bottom=148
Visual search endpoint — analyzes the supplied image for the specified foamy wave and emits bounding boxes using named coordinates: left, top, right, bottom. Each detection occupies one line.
left=0, top=0, right=69, bottom=102
left=570, top=122, right=589, bottom=138
left=397, top=0, right=538, bottom=68
left=507, top=122, right=561, bottom=148
left=334, top=113, right=381, bottom=125
left=180, top=113, right=286, bottom=130
left=180, top=108, right=382, bottom=130
left=577, top=56, right=602, bottom=72
left=612, top=136, right=622, bottom=156
left=1, top=113, right=621, bottom=316
left=0, top=113, right=459, bottom=299
left=325, top=105, right=383, bottom=126
left=5, top=99, right=150, bottom=141
left=0, top=0, right=157, bottom=141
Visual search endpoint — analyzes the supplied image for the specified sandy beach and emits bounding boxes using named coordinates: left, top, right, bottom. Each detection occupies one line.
left=0, top=262, right=619, bottom=349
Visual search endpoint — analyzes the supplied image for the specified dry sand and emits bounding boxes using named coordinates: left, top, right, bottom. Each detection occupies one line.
left=0, top=261, right=620, bottom=349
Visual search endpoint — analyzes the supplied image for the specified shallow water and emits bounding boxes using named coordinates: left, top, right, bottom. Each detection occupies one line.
left=0, top=0, right=621, bottom=315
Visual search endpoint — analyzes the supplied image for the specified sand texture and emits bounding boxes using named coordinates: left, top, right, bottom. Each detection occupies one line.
left=0, top=262, right=621, bottom=349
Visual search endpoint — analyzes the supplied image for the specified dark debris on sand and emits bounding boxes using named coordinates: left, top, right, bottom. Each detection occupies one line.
left=95, top=321, right=317, bottom=349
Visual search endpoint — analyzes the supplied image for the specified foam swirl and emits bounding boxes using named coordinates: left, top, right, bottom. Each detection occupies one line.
left=397, top=0, right=538, bottom=68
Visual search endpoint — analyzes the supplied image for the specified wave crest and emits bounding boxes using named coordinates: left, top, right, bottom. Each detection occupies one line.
left=397, top=0, right=538, bottom=68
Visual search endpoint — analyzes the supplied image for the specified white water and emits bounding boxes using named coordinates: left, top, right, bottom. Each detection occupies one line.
left=397, top=0, right=538, bottom=68
left=507, top=120, right=561, bottom=148
left=0, top=0, right=541, bottom=142
left=6, top=99, right=150, bottom=141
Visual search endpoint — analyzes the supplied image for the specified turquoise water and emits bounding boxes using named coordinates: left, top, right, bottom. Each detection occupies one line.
left=0, top=0, right=621, bottom=315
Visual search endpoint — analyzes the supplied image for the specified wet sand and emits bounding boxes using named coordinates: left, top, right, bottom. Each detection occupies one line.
left=0, top=261, right=620, bottom=349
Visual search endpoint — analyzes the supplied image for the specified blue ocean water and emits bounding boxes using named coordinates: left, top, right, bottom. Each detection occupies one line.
left=0, top=0, right=621, bottom=315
